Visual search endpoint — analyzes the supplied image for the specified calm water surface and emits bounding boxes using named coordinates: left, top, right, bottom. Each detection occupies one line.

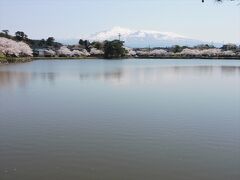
left=0, top=59, right=240, bottom=180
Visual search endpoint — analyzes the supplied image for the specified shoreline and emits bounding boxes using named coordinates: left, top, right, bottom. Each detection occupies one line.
left=32, top=56, right=240, bottom=60
left=29, top=56, right=240, bottom=60
left=135, top=56, right=240, bottom=60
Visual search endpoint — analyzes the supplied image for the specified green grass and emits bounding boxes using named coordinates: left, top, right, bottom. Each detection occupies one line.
left=32, top=56, right=102, bottom=60
left=0, top=55, right=32, bottom=64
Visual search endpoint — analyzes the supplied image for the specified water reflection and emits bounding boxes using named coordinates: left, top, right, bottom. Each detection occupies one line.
left=32, top=72, right=58, bottom=83
left=77, top=66, right=240, bottom=85
left=0, top=60, right=239, bottom=180
left=0, top=71, right=58, bottom=89
left=1, top=63, right=240, bottom=89
left=0, top=71, right=31, bottom=89
left=221, top=66, right=240, bottom=76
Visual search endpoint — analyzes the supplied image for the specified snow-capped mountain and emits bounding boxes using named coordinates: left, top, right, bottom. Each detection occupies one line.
left=87, top=27, right=205, bottom=48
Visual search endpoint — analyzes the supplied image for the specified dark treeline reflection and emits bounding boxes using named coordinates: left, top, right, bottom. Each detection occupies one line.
left=1, top=65, right=240, bottom=89
left=31, top=72, right=58, bottom=83
left=78, top=66, right=240, bottom=84
left=0, top=71, right=31, bottom=89
left=0, top=71, right=59, bottom=89
left=221, top=66, right=240, bottom=75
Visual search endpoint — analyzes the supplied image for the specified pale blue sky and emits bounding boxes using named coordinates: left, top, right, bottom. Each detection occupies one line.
left=0, top=0, right=239, bottom=43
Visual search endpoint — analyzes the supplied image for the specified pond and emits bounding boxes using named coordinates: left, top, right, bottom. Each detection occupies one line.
left=0, top=59, right=240, bottom=180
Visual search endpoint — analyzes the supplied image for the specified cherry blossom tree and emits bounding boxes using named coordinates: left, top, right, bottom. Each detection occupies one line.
left=44, top=49, right=56, bottom=57
left=136, top=49, right=169, bottom=57
left=149, top=49, right=169, bottom=56
left=135, top=50, right=150, bottom=56
left=71, top=50, right=83, bottom=57
left=124, top=47, right=136, bottom=56
left=57, top=46, right=72, bottom=57
left=222, top=50, right=236, bottom=56
left=71, top=50, right=90, bottom=57
left=0, top=37, right=33, bottom=57
left=79, top=49, right=90, bottom=57
left=180, top=48, right=236, bottom=57
left=200, top=49, right=222, bottom=56
left=90, top=48, right=104, bottom=56
left=180, top=48, right=201, bottom=56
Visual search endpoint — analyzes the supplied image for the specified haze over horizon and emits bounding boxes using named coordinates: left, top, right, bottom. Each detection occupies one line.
left=0, top=0, right=239, bottom=44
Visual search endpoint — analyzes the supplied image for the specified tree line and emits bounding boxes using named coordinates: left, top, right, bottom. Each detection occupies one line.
left=0, top=30, right=62, bottom=49
left=1, top=29, right=239, bottom=59
left=1, top=30, right=127, bottom=59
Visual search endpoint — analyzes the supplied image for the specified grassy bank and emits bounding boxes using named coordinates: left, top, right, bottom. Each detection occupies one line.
left=135, top=56, right=240, bottom=60
left=0, top=56, right=32, bottom=65
left=32, top=56, right=101, bottom=60
left=33, top=56, right=240, bottom=60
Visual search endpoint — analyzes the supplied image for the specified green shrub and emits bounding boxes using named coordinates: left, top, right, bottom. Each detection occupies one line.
left=103, top=40, right=126, bottom=59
